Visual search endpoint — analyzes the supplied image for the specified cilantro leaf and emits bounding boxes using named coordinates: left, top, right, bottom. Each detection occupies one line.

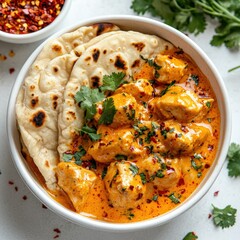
left=160, top=80, right=176, bottom=97
left=212, top=205, right=237, bottom=229
left=129, top=163, right=139, bottom=176
left=100, top=72, right=126, bottom=92
left=80, top=125, right=101, bottom=141
left=168, top=193, right=181, bottom=204
left=75, top=86, right=104, bottom=121
left=183, top=232, right=198, bottom=240
left=227, top=142, right=240, bottom=177
left=98, top=98, right=117, bottom=125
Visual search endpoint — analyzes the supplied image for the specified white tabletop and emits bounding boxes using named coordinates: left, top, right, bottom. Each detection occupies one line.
left=0, top=0, right=240, bottom=239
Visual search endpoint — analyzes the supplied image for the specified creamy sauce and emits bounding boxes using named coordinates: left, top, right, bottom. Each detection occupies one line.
left=24, top=47, right=220, bottom=223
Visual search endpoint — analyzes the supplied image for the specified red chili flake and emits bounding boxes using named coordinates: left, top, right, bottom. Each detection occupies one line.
left=15, top=186, right=18, bottom=192
left=53, top=235, right=59, bottom=239
left=208, top=213, right=212, bottom=219
left=9, top=68, right=15, bottom=74
left=146, top=199, right=152, bottom=203
left=8, top=180, right=14, bottom=185
left=0, top=0, right=65, bottom=34
left=53, top=228, right=61, bottom=234
left=102, top=211, right=108, bottom=218
left=22, top=195, right=27, bottom=200
left=214, top=191, right=219, bottom=197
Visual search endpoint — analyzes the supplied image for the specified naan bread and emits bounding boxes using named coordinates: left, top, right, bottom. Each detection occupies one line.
left=16, top=23, right=120, bottom=190
left=58, top=30, right=173, bottom=159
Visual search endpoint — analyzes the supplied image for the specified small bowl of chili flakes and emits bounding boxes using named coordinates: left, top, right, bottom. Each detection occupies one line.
left=0, top=0, right=71, bottom=44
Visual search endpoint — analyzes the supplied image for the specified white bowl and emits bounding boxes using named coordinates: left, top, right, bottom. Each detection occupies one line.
left=0, top=0, right=71, bottom=44
left=7, top=15, right=231, bottom=232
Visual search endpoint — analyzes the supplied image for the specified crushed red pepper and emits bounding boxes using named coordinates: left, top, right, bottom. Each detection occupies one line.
left=0, top=0, right=65, bottom=34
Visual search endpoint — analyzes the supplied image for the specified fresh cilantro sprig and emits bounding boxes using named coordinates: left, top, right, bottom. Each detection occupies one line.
left=212, top=205, right=237, bottom=229
left=75, top=86, right=104, bottom=121
left=100, top=72, right=126, bottom=92
left=227, top=142, right=240, bottom=177
left=131, top=0, right=240, bottom=49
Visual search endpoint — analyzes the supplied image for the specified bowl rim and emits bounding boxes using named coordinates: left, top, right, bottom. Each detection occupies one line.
left=7, top=15, right=232, bottom=232
left=0, top=0, right=71, bottom=43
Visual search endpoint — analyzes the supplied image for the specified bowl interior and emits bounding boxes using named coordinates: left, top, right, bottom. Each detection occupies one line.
left=7, top=15, right=231, bottom=232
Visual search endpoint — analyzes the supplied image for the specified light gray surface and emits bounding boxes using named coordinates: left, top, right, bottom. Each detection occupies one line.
left=0, top=0, right=240, bottom=239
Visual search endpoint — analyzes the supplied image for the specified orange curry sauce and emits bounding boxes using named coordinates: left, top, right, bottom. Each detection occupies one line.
left=25, top=46, right=220, bottom=223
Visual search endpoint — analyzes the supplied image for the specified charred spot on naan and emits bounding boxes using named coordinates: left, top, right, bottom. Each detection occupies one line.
left=52, top=95, right=59, bottom=110
left=91, top=76, right=101, bottom=88
left=132, top=42, right=145, bottom=52
left=51, top=44, right=63, bottom=54
left=93, top=23, right=119, bottom=36
left=92, top=48, right=100, bottom=62
left=31, top=96, right=39, bottom=108
left=30, top=110, right=46, bottom=127
left=131, top=59, right=141, bottom=68
left=114, top=55, right=127, bottom=70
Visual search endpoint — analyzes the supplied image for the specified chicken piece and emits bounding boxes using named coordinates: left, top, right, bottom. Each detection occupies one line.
left=154, top=54, right=187, bottom=84
left=159, top=120, right=210, bottom=155
left=138, top=154, right=181, bottom=190
left=56, top=162, right=97, bottom=212
left=150, top=85, right=213, bottom=122
left=94, top=93, right=140, bottom=128
left=104, top=161, right=146, bottom=208
left=87, top=125, right=144, bottom=163
left=114, top=79, right=154, bottom=102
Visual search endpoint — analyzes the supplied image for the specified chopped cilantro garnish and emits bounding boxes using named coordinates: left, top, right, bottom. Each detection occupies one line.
left=140, top=172, right=147, bottom=184
left=140, top=55, right=161, bottom=70
left=206, top=101, right=211, bottom=108
left=62, top=145, right=86, bottom=166
left=212, top=205, right=237, bottom=229
left=160, top=80, right=176, bottom=97
left=152, top=195, right=158, bottom=202
left=190, top=74, right=199, bottom=86
left=129, top=164, right=139, bottom=176
left=80, top=125, right=101, bottom=141
left=115, top=154, right=128, bottom=160
left=168, top=193, right=181, bottom=204
left=62, top=153, right=73, bottom=162
left=156, top=169, right=164, bottom=178
left=101, top=166, right=108, bottom=179
left=98, top=98, right=117, bottom=125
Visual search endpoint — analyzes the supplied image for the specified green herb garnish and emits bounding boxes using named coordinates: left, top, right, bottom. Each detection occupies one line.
left=160, top=80, right=176, bottom=97
left=100, top=72, right=126, bottom=92
left=168, top=193, right=181, bottom=204
left=212, top=204, right=237, bottom=229
left=75, top=86, right=104, bottom=121
left=80, top=125, right=101, bottom=141
left=129, top=164, right=139, bottom=176
left=227, top=142, right=240, bottom=177
left=98, top=98, right=117, bottom=125
left=131, top=0, right=240, bottom=49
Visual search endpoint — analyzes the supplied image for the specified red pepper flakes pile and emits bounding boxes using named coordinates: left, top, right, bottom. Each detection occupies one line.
left=0, top=0, right=65, bottom=34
